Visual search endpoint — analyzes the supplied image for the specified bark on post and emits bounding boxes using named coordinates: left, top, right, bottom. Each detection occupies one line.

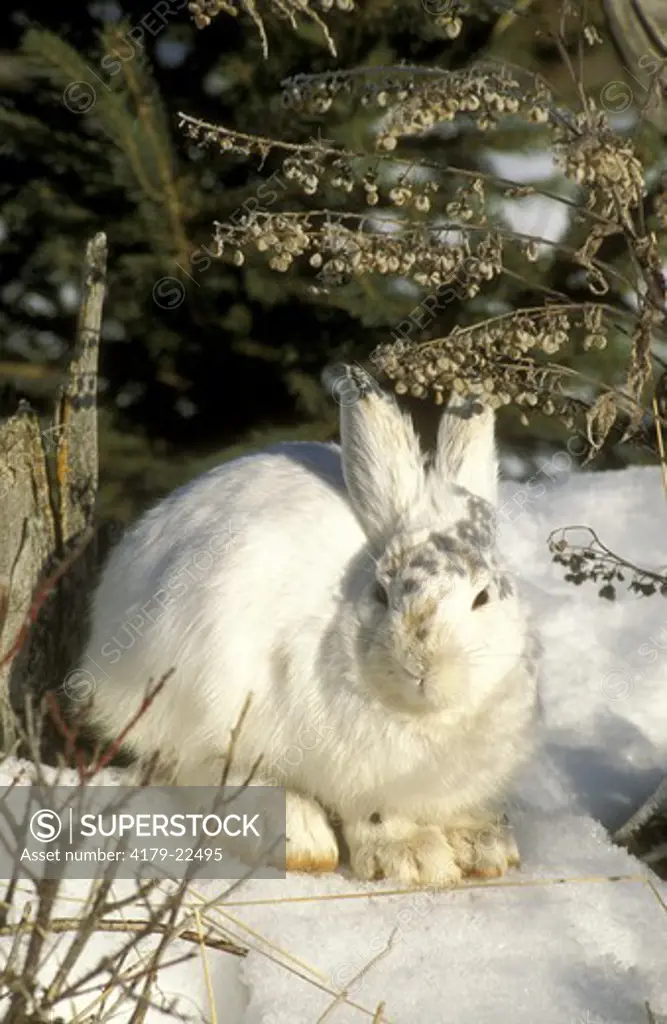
left=0, top=409, right=57, bottom=749
left=0, top=232, right=107, bottom=755
left=614, top=778, right=667, bottom=879
left=55, top=230, right=105, bottom=543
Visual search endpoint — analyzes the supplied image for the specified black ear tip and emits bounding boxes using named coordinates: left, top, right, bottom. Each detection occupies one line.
left=321, top=362, right=383, bottom=406
left=321, top=361, right=350, bottom=393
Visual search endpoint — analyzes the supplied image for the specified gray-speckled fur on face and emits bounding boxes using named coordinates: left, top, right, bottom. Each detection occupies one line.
left=429, top=528, right=488, bottom=579
left=439, top=484, right=497, bottom=554
left=385, top=528, right=493, bottom=606
left=378, top=515, right=500, bottom=608
left=372, top=475, right=525, bottom=629
left=408, top=554, right=439, bottom=574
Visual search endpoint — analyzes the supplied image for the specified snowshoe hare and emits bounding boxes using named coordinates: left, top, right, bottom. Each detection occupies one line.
left=79, top=366, right=539, bottom=886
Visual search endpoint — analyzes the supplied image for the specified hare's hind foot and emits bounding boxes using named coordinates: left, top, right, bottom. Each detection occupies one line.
left=285, top=792, right=339, bottom=873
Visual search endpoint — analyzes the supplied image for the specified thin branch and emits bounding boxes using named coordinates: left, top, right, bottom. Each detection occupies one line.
left=177, top=113, right=621, bottom=232
left=0, top=526, right=94, bottom=672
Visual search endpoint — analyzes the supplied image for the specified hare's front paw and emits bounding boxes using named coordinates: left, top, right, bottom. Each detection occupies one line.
left=444, top=815, right=520, bottom=879
left=285, top=792, right=339, bottom=873
left=345, top=817, right=462, bottom=887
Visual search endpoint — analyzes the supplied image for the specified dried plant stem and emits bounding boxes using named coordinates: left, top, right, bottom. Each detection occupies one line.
left=177, top=112, right=621, bottom=231
left=652, top=396, right=667, bottom=499
left=315, top=928, right=397, bottom=1023
left=0, top=916, right=246, bottom=957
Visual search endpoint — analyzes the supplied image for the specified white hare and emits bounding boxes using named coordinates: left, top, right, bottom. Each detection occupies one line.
left=79, top=366, right=539, bottom=885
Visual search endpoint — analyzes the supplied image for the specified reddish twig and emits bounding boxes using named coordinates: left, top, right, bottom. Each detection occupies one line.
left=45, top=670, right=172, bottom=783
left=0, top=527, right=94, bottom=672
left=91, top=670, right=173, bottom=778
left=43, top=692, right=90, bottom=781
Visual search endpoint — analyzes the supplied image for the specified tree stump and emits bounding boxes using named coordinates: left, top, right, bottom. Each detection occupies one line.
left=0, top=232, right=108, bottom=758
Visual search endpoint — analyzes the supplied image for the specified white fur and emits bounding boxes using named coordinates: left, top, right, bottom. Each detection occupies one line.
left=432, top=395, right=498, bottom=505
left=81, top=377, right=538, bottom=883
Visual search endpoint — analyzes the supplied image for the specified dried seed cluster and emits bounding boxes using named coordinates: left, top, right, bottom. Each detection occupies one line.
left=444, top=177, right=487, bottom=222
left=187, top=0, right=350, bottom=56
left=433, top=14, right=463, bottom=40
left=215, top=213, right=311, bottom=272
left=621, top=304, right=665, bottom=437
left=550, top=538, right=621, bottom=598
left=188, top=0, right=239, bottom=29
left=212, top=207, right=504, bottom=293
left=179, top=116, right=445, bottom=211
left=656, top=175, right=667, bottom=230
left=581, top=303, right=608, bottom=351
left=281, top=152, right=442, bottom=210
left=177, top=50, right=663, bottom=464
left=182, top=114, right=495, bottom=228
left=375, top=69, right=552, bottom=150
left=574, top=221, right=616, bottom=269
left=556, top=112, right=646, bottom=221
left=180, top=116, right=259, bottom=157
left=371, top=306, right=605, bottom=420
left=549, top=528, right=667, bottom=600
left=281, top=66, right=552, bottom=147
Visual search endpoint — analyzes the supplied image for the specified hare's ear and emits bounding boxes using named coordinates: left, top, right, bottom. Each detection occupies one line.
left=330, top=365, right=424, bottom=546
left=431, top=394, right=497, bottom=504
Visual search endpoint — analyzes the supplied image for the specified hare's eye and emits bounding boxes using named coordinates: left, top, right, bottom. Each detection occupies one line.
left=472, top=588, right=490, bottom=611
left=373, top=582, right=389, bottom=606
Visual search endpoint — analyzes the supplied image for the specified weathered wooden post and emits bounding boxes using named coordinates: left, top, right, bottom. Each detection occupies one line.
left=0, top=232, right=107, bottom=755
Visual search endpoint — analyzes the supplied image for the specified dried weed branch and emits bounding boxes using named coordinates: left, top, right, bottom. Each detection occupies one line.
left=0, top=694, right=254, bottom=1022
left=187, top=0, right=353, bottom=57
left=178, top=21, right=667, bottom=459
left=548, top=525, right=667, bottom=600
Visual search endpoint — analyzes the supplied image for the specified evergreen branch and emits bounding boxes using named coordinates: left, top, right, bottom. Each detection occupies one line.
left=19, top=27, right=166, bottom=209
left=116, top=38, right=191, bottom=270
left=20, top=27, right=100, bottom=95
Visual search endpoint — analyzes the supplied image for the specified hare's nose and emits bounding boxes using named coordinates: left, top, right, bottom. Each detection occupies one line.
left=402, top=598, right=436, bottom=636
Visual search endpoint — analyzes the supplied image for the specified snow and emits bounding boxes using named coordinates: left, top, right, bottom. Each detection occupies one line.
left=2, top=463, right=667, bottom=1022
left=484, top=147, right=573, bottom=252
left=498, top=191, right=570, bottom=249
left=484, top=149, right=559, bottom=184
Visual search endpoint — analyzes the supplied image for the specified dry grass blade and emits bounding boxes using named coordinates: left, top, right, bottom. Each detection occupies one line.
left=314, top=928, right=397, bottom=1023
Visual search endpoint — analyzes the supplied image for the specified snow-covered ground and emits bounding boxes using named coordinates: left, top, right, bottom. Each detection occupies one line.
left=2, top=463, right=667, bottom=1022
